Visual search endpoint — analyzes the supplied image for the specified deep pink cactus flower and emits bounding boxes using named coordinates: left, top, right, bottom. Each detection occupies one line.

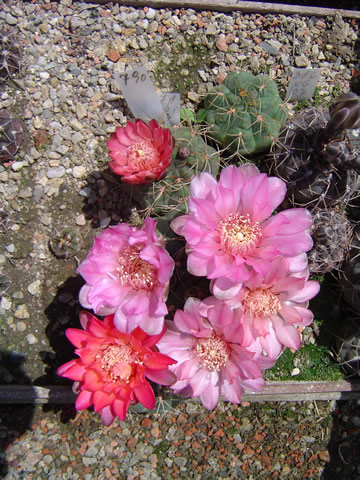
left=77, top=218, right=174, bottom=335
left=57, top=312, right=176, bottom=425
left=107, top=119, right=173, bottom=184
left=211, top=256, right=320, bottom=359
left=171, top=164, right=313, bottom=287
left=157, top=296, right=275, bottom=409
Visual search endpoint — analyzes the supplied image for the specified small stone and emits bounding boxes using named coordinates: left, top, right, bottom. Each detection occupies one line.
left=319, top=450, right=330, bottom=462
left=26, top=334, right=38, bottom=345
left=206, top=23, right=217, bottom=35
left=5, top=244, right=15, bottom=253
left=295, top=55, right=311, bottom=67
left=16, top=321, right=27, bottom=332
left=14, top=304, right=30, bottom=319
left=75, top=214, right=86, bottom=226
left=146, top=8, right=156, bottom=19
left=11, top=161, right=26, bottom=172
left=47, top=166, right=65, bottom=179
left=198, top=70, right=207, bottom=82
left=5, top=13, right=17, bottom=25
left=0, top=171, right=9, bottom=182
left=174, top=457, right=187, bottom=468
left=76, top=103, right=87, bottom=120
left=216, top=36, right=228, bottom=52
left=107, top=50, right=121, bottom=62
left=1, top=297, right=12, bottom=311
left=72, top=132, right=84, bottom=144
left=28, top=280, right=41, bottom=296
left=291, top=367, right=300, bottom=376
left=70, top=119, right=83, bottom=131
left=72, top=166, right=86, bottom=178
left=25, top=452, right=42, bottom=466
left=33, top=116, right=43, bottom=129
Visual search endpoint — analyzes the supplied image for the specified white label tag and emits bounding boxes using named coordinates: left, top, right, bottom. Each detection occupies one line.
left=114, top=66, right=164, bottom=123
left=286, top=68, right=321, bottom=101
left=159, top=92, right=180, bottom=126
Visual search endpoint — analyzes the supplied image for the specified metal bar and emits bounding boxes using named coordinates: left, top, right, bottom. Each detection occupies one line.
left=88, top=0, right=360, bottom=19
left=1, top=381, right=360, bottom=404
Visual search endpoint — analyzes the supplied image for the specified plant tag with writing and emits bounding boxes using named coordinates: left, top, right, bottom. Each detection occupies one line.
left=159, top=92, right=180, bottom=126
left=286, top=68, right=322, bottom=101
left=114, top=66, right=164, bottom=123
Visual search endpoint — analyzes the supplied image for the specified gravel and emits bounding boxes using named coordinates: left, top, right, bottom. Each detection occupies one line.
left=0, top=0, right=360, bottom=478
left=1, top=399, right=360, bottom=479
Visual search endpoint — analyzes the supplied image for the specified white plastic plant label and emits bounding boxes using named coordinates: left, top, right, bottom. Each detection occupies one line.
left=114, top=66, right=164, bottom=123
left=286, top=68, right=322, bottom=101
left=159, top=92, right=180, bottom=126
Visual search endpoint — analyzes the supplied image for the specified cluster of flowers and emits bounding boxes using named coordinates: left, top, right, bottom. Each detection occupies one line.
left=57, top=120, right=320, bottom=425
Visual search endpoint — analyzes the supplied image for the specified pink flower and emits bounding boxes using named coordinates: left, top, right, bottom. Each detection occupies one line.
left=57, top=311, right=176, bottom=425
left=157, top=296, right=275, bottom=409
left=78, top=218, right=174, bottom=335
left=211, top=257, right=320, bottom=359
left=171, top=164, right=313, bottom=286
left=107, top=119, right=173, bottom=184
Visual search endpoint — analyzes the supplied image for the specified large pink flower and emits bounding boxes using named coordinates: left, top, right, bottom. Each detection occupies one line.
left=77, top=218, right=174, bottom=335
left=107, top=119, right=173, bottom=184
left=171, top=164, right=313, bottom=286
left=211, top=257, right=320, bottom=359
left=157, top=296, right=275, bottom=409
left=57, top=312, right=176, bottom=425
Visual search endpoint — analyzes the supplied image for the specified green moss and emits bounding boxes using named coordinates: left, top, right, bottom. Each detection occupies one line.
left=264, top=344, right=343, bottom=382
left=146, top=36, right=214, bottom=95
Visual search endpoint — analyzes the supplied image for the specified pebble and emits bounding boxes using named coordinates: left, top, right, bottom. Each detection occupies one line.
left=72, top=166, right=86, bottom=178
left=16, top=321, right=27, bottom=332
left=26, top=333, right=38, bottom=345
left=14, top=304, right=30, bottom=319
left=46, top=166, right=66, bottom=179
left=75, top=214, right=86, bottom=226
left=27, top=280, right=42, bottom=296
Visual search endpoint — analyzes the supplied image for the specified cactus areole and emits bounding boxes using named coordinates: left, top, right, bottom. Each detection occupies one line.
left=203, top=71, right=287, bottom=156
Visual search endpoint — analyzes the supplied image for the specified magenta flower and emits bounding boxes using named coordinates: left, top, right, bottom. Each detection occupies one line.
left=107, top=119, right=173, bottom=184
left=57, top=311, right=176, bottom=425
left=171, top=164, right=313, bottom=286
left=211, top=257, right=320, bottom=358
left=77, top=218, right=174, bottom=335
left=157, top=296, right=275, bottom=409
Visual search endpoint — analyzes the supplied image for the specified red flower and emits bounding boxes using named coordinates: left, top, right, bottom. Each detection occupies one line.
left=107, top=119, right=173, bottom=184
left=57, top=311, right=176, bottom=425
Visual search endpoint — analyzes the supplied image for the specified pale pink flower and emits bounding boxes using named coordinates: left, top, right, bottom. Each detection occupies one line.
left=77, top=218, right=174, bottom=335
left=211, top=257, right=320, bottom=359
left=107, top=119, right=173, bottom=184
left=57, top=311, right=176, bottom=425
left=157, top=296, right=275, bottom=409
left=171, top=164, right=313, bottom=286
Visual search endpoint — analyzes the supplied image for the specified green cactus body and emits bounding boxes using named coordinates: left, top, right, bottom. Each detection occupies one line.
left=267, top=93, right=360, bottom=209
left=203, top=71, right=287, bottom=156
left=308, top=209, right=352, bottom=274
left=128, top=126, right=220, bottom=224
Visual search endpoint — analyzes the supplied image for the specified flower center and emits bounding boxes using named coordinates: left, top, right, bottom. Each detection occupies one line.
left=243, top=288, right=281, bottom=317
left=217, top=213, right=262, bottom=256
left=100, top=344, right=138, bottom=382
left=193, top=334, right=229, bottom=372
left=127, top=141, right=160, bottom=170
left=115, top=244, right=158, bottom=290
